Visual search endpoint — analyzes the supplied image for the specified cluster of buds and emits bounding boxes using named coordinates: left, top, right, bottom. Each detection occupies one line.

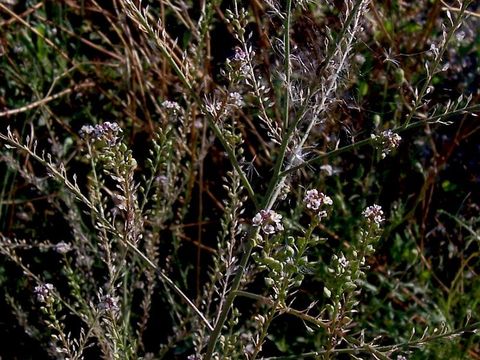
left=204, top=91, right=245, bottom=120
left=54, top=241, right=71, bottom=254
left=229, top=92, right=244, bottom=107
left=332, top=253, right=350, bottom=274
left=252, top=209, right=284, bottom=235
left=362, top=204, right=385, bottom=227
left=162, top=100, right=181, bottom=113
left=303, top=189, right=333, bottom=220
left=231, top=47, right=252, bottom=77
left=80, top=122, right=122, bottom=146
left=99, top=294, right=120, bottom=314
left=371, top=130, right=402, bottom=158
left=34, top=283, right=54, bottom=303
left=204, top=95, right=225, bottom=119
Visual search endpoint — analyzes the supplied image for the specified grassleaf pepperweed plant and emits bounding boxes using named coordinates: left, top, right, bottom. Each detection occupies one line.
left=0, top=0, right=479, bottom=359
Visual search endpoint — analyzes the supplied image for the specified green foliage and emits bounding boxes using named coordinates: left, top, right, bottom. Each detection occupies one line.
left=0, top=0, right=479, bottom=359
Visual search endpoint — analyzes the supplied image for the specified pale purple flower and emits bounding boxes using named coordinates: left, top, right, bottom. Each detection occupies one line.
left=372, top=130, right=402, bottom=158
left=156, top=175, right=168, bottom=185
left=233, top=47, right=247, bottom=62
left=80, top=122, right=122, bottom=146
left=34, top=283, right=54, bottom=303
left=252, top=209, right=284, bottom=235
left=362, top=204, right=385, bottom=226
left=229, top=92, right=244, bottom=107
left=304, top=189, right=333, bottom=220
left=232, top=47, right=254, bottom=77
left=54, top=241, right=71, bottom=254
left=79, top=125, right=95, bottom=137
left=304, top=189, right=333, bottom=211
left=162, top=100, right=181, bottom=112
left=381, top=130, right=401, bottom=150
left=99, top=294, right=120, bottom=313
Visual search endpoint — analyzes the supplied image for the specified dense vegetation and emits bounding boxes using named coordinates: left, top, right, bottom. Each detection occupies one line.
left=0, top=1, right=479, bottom=359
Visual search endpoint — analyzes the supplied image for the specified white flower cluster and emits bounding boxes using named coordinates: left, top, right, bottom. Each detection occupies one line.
left=232, top=47, right=252, bottom=77
left=162, top=100, right=181, bottom=113
left=54, top=241, right=71, bottom=254
left=329, top=253, right=350, bottom=276
left=252, top=209, right=284, bottom=235
left=204, top=92, right=244, bottom=119
left=372, top=129, right=402, bottom=158
left=229, top=92, right=244, bottom=107
left=303, top=189, right=333, bottom=220
left=34, top=283, right=54, bottom=303
left=362, top=204, right=385, bottom=226
left=99, top=294, right=120, bottom=313
left=80, top=122, right=122, bottom=146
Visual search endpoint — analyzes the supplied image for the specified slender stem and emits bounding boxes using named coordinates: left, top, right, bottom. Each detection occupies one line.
left=261, top=322, right=480, bottom=359
left=206, top=2, right=372, bottom=355
left=281, top=138, right=372, bottom=177
left=297, top=0, right=366, bottom=151
left=263, top=0, right=367, bottom=209
left=403, top=0, right=471, bottom=127
left=251, top=299, right=280, bottom=360
left=235, top=290, right=329, bottom=329
left=262, top=0, right=295, bottom=210
left=203, top=228, right=258, bottom=358
left=283, top=0, right=292, bottom=130
left=126, top=239, right=214, bottom=331
left=417, top=104, right=480, bottom=122
left=279, top=109, right=478, bottom=177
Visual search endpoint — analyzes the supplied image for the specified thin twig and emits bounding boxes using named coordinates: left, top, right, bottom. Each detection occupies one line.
left=0, top=82, right=95, bottom=118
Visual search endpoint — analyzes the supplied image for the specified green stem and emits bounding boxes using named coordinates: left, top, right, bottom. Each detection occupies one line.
left=279, top=109, right=476, bottom=177
left=283, top=0, right=292, bottom=129
left=261, top=322, right=480, bottom=359
left=235, top=290, right=329, bottom=329
left=203, top=228, right=258, bottom=358
left=125, top=238, right=214, bottom=331
left=205, top=0, right=293, bottom=355
left=251, top=299, right=280, bottom=360
left=403, top=0, right=471, bottom=127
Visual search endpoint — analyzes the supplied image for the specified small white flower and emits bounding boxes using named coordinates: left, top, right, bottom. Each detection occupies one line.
left=99, top=294, right=120, bottom=313
left=304, top=190, right=333, bottom=220
left=252, top=209, right=284, bottom=235
left=233, top=47, right=247, bottom=62
left=229, top=92, right=244, bottom=107
left=362, top=204, right=385, bottom=226
left=373, top=129, right=402, bottom=158
left=80, top=122, right=122, bottom=146
left=240, top=63, right=251, bottom=77
left=382, top=129, right=401, bottom=146
left=54, top=241, right=71, bottom=254
left=338, top=254, right=350, bottom=268
left=162, top=100, right=181, bottom=112
left=34, top=283, right=54, bottom=303
left=79, top=125, right=95, bottom=137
